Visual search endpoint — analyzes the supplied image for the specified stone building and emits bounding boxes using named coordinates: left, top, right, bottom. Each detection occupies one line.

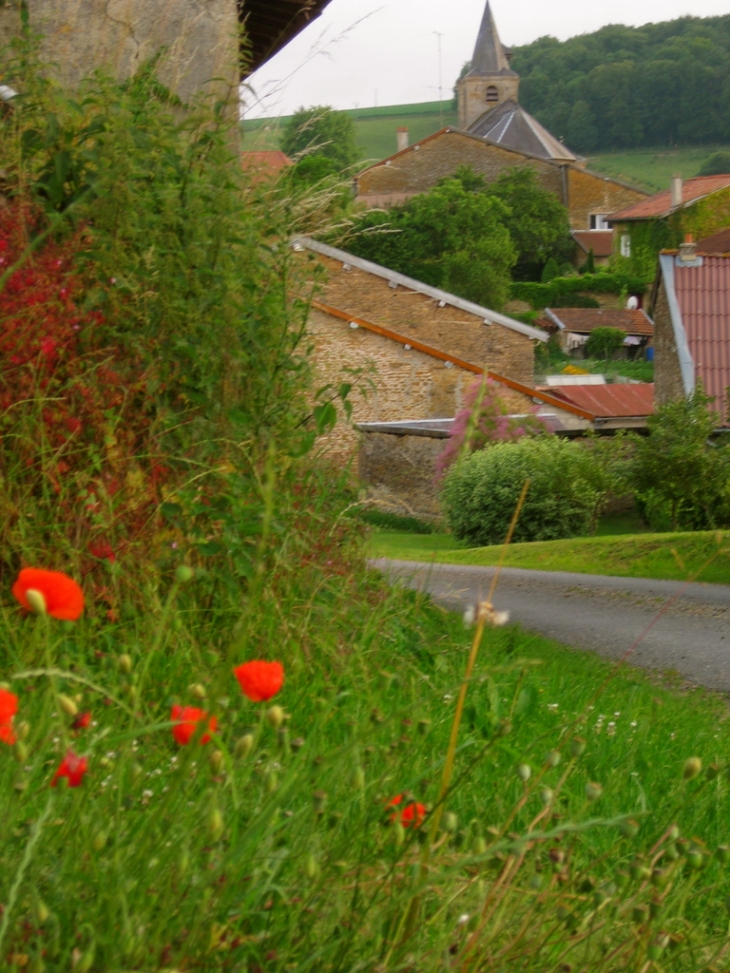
left=651, top=240, right=730, bottom=425
left=0, top=0, right=332, bottom=103
left=293, top=236, right=592, bottom=464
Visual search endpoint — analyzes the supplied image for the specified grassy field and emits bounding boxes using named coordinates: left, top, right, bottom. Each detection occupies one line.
left=244, top=100, right=728, bottom=190
left=368, top=528, right=730, bottom=585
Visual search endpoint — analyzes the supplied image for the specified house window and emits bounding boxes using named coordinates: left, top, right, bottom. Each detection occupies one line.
left=620, top=234, right=631, bottom=257
left=590, top=214, right=609, bottom=230
left=486, top=86, right=499, bottom=103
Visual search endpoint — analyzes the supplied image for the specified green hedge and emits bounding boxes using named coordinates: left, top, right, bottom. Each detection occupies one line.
left=511, top=272, right=647, bottom=310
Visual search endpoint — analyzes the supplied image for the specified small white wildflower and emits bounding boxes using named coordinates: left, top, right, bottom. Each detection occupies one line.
left=630, top=721, right=637, bottom=727
left=463, top=605, right=476, bottom=626
left=547, top=703, right=558, bottom=711
left=457, top=914, right=470, bottom=927
left=443, top=694, right=454, bottom=703
left=606, top=722, right=616, bottom=737
left=614, top=712, right=621, bottom=717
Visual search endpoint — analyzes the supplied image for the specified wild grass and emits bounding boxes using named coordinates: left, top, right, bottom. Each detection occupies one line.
left=367, top=529, right=730, bottom=585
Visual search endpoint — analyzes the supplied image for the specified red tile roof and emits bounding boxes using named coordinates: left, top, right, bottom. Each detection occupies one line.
left=544, top=307, right=654, bottom=337
left=609, top=176, right=730, bottom=222
left=696, top=228, right=730, bottom=253
left=549, top=383, right=654, bottom=418
left=241, top=150, right=293, bottom=174
left=572, top=230, right=614, bottom=257
left=671, top=255, right=730, bottom=424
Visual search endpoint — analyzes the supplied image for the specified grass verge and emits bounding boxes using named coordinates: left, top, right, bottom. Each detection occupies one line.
left=368, top=529, right=730, bottom=584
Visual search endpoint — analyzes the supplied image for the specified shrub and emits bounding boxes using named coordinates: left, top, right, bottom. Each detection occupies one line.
left=441, top=437, right=597, bottom=546
left=585, top=326, right=626, bottom=359
left=698, top=150, right=730, bottom=176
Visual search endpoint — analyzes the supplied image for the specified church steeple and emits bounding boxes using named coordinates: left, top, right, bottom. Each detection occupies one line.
left=469, top=1, right=512, bottom=76
left=457, top=2, right=519, bottom=130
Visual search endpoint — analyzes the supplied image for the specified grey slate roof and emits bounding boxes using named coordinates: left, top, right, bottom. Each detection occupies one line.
left=468, top=100, right=578, bottom=163
left=467, top=1, right=517, bottom=77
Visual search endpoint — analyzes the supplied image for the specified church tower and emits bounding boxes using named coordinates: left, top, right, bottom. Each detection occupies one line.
left=457, top=2, right=519, bottom=130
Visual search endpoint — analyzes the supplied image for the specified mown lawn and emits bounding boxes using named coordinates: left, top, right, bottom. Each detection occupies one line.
left=368, top=528, right=730, bottom=585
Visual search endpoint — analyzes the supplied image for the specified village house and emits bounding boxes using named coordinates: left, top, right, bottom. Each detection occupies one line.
left=609, top=175, right=730, bottom=281
left=353, top=1, right=648, bottom=231
left=292, top=236, right=596, bottom=518
left=241, top=150, right=293, bottom=183
left=539, top=307, right=654, bottom=359
left=651, top=239, right=730, bottom=426
left=571, top=229, right=614, bottom=270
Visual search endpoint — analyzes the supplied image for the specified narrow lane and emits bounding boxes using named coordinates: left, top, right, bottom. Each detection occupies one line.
left=371, top=559, right=730, bottom=692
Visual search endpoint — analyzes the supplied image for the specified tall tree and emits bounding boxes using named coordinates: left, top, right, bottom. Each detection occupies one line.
left=281, top=106, right=359, bottom=171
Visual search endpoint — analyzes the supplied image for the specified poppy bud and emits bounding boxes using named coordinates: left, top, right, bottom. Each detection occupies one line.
left=209, top=750, right=224, bottom=774
left=313, top=790, right=328, bottom=814
left=25, top=588, right=47, bottom=616
left=683, top=757, right=702, bottom=779
left=118, top=654, right=133, bottom=675
left=619, top=819, right=640, bottom=839
left=305, top=854, right=319, bottom=879
left=540, top=787, right=554, bottom=805
left=442, top=811, right=458, bottom=832
left=585, top=781, right=603, bottom=801
left=352, top=766, right=365, bottom=789
left=58, top=694, right=78, bottom=718
left=16, top=720, right=30, bottom=742
left=664, top=842, right=679, bottom=861
left=570, top=736, right=586, bottom=758
left=687, top=850, right=704, bottom=869
left=234, top=734, right=254, bottom=759
left=175, top=565, right=194, bottom=584
left=545, top=750, right=561, bottom=768
left=706, top=762, right=720, bottom=780
left=34, top=898, right=50, bottom=924
left=15, top=741, right=28, bottom=764
left=208, top=806, right=224, bottom=841
left=266, top=705, right=285, bottom=729
left=394, top=821, right=406, bottom=847
left=497, top=718, right=512, bottom=737
left=291, top=736, right=305, bottom=751
left=717, top=844, right=730, bottom=863
left=264, top=771, right=278, bottom=794
left=473, top=836, right=487, bottom=855
left=190, top=683, right=207, bottom=700
left=92, top=830, right=107, bottom=852
left=516, top=763, right=531, bottom=782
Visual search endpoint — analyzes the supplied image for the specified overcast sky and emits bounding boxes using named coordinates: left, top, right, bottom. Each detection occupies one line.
left=243, top=0, right=729, bottom=119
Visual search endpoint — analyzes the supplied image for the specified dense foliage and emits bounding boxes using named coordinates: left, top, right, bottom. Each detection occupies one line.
left=698, top=150, right=730, bottom=175
left=441, top=437, right=598, bottom=546
left=280, top=105, right=359, bottom=171
left=585, top=326, right=627, bottom=359
left=508, top=15, right=730, bottom=152
left=344, top=167, right=572, bottom=305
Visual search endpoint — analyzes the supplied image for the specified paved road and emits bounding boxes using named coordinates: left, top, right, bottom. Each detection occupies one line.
left=370, top=559, right=730, bottom=692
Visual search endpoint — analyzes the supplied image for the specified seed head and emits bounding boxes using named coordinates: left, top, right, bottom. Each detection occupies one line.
left=517, top=763, right=531, bottom=782
left=545, top=750, right=561, bottom=768
left=58, top=694, right=78, bottom=718
left=234, top=734, right=254, bottom=759
left=683, top=757, right=702, bottom=779
left=266, top=705, right=285, bottom=729
left=118, top=654, right=133, bottom=675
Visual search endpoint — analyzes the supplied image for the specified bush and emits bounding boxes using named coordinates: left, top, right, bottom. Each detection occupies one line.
left=441, top=437, right=597, bottom=546
left=698, top=150, right=730, bottom=176
left=511, top=272, right=646, bottom=309
left=585, top=326, right=626, bottom=359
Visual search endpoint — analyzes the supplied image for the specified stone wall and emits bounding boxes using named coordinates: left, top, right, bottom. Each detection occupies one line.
left=457, top=75, right=519, bottom=130
left=308, top=253, right=536, bottom=384
left=358, top=432, right=447, bottom=521
left=652, top=280, right=686, bottom=407
left=0, top=0, right=239, bottom=105
left=354, top=131, right=647, bottom=231
left=307, top=306, right=535, bottom=460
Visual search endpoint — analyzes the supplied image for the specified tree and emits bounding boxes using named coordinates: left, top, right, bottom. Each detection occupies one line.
left=566, top=100, right=598, bottom=152
left=633, top=387, right=730, bottom=529
left=345, top=176, right=516, bottom=310
left=482, top=167, right=573, bottom=279
left=281, top=106, right=359, bottom=171
left=585, top=326, right=626, bottom=359
left=698, top=150, right=730, bottom=175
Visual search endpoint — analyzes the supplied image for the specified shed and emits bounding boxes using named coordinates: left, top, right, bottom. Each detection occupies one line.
left=540, top=307, right=654, bottom=358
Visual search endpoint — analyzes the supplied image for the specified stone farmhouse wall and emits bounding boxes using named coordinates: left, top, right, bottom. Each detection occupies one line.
left=0, top=0, right=239, bottom=104
left=358, top=432, right=448, bottom=521
left=309, top=253, right=536, bottom=384
left=354, top=130, right=647, bottom=232
left=652, top=281, right=686, bottom=408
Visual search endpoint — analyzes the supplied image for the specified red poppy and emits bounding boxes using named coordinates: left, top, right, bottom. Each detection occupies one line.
left=51, top=750, right=88, bottom=787
left=233, top=660, right=284, bottom=702
left=0, top=687, right=18, bottom=745
left=170, top=705, right=217, bottom=746
left=388, top=794, right=426, bottom=829
left=71, top=711, right=92, bottom=730
left=12, top=568, right=84, bottom=621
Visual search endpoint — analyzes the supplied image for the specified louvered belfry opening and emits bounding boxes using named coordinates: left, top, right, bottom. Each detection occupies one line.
left=239, top=0, right=334, bottom=75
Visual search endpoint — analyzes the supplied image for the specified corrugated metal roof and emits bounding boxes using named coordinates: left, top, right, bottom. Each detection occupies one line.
left=572, top=230, right=614, bottom=257
left=609, top=176, right=730, bottom=222
left=550, top=383, right=654, bottom=418
left=544, top=308, right=654, bottom=336
left=671, top=255, right=730, bottom=424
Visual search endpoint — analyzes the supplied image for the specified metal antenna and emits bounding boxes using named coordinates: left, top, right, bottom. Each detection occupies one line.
left=433, top=32, right=444, bottom=127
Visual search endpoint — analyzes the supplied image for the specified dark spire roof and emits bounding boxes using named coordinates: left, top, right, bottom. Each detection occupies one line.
left=468, top=2, right=516, bottom=77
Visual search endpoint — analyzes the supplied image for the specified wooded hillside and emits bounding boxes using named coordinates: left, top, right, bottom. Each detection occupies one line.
left=511, top=15, right=730, bottom=152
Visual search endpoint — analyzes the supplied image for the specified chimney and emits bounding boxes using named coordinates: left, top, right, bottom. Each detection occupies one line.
left=678, top=233, right=697, bottom=263
left=396, top=127, right=409, bottom=152
left=670, top=174, right=683, bottom=209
